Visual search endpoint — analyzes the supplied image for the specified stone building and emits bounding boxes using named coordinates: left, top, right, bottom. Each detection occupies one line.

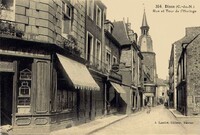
left=113, top=20, right=144, bottom=114
left=0, top=0, right=146, bottom=134
left=104, top=19, right=126, bottom=115
left=156, top=78, right=169, bottom=105
left=138, top=10, right=157, bottom=106
left=177, top=27, right=200, bottom=116
left=85, top=0, right=107, bottom=120
left=169, top=27, right=200, bottom=111
left=169, top=38, right=184, bottom=109
left=0, top=0, right=101, bottom=134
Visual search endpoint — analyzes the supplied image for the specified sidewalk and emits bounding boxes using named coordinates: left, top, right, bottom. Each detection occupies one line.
left=50, top=114, right=128, bottom=135
left=169, top=108, right=200, bottom=118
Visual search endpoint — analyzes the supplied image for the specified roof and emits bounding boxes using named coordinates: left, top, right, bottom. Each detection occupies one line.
left=112, top=21, right=132, bottom=45
left=104, top=30, right=121, bottom=48
left=173, top=27, right=200, bottom=45
left=173, top=30, right=200, bottom=62
left=142, top=10, right=149, bottom=27
left=187, top=34, right=200, bottom=48
left=156, top=78, right=166, bottom=86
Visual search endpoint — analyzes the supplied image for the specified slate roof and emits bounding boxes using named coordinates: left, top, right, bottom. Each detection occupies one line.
left=173, top=28, right=200, bottom=62
left=112, top=21, right=131, bottom=45
left=142, top=11, right=149, bottom=27
left=156, top=78, right=167, bottom=86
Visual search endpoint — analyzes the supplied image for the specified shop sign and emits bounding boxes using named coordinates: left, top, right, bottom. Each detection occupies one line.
left=0, top=61, right=14, bottom=72
left=0, top=49, right=50, bottom=59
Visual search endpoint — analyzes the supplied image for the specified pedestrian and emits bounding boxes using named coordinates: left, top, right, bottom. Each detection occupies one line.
left=147, top=101, right=151, bottom=114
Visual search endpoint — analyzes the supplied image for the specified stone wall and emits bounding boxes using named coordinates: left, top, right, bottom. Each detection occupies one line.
left=15, top=0, right=62, bottom=44
left=142, top=52, right=156, bottom=83
left=120, top=48, right=132, bottom=67
left=105, top=36, right=120, bottom=63
left=15, top=0, right=85, bottom=57
left=186, top=35, right=200, bottom=115
left=72, top=0, right=86, bottom=58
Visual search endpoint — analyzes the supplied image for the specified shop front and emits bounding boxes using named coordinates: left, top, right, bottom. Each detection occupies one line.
left=106, top=81, right=126, bottom=114
left=0, top=40, right=52, bottom=134
left=0, top=38, right=100, bottom=134
left=55, top=54, right=100, bottom=125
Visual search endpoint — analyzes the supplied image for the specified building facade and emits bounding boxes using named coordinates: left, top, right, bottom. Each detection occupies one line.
left=1, top=0, right=146, bottom=134
left=177, top=27, right=200, bottom=116
left=169, top=27, right=200, bottom=112
left=85, top=0, right=107, bottom=120
left=104, top=19, right=126, bottom=115
left=138, top=10, right=157, bottom=107
left=113, top=20, right=144, bottom=114
left=0, top=0, right=102, bottom=134
left=156, top=78, right=169, bottom=105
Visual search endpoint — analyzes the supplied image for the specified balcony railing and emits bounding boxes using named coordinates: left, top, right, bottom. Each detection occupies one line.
left=62, top=34, right=83, bottom=57
left=86, top=55, right=109, bottom=74
left=0, top=19, right=24, bottom=38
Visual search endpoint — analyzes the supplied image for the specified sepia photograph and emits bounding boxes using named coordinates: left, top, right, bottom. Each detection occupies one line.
left=0, top=0, right=200, bottom=134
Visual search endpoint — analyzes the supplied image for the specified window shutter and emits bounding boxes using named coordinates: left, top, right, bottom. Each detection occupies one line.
left=34, top=59, right=51, bottom=113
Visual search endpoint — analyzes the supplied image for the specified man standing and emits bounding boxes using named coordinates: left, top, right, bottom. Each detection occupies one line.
left=147, top=101, right=151, bottom=113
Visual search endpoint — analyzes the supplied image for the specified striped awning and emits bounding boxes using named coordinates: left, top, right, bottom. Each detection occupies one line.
left=110, top=82, right=126, bottom=94
left=56, top=54, right=100, bottom=91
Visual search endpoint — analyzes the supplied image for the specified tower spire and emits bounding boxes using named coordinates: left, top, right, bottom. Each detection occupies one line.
left=142, top=9, right=148, bottom=27
left=140, top=8, right=149, bottom=35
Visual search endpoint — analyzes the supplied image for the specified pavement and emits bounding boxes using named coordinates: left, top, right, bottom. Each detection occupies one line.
left=50, top=114, right=127, bottom=135
left=0, top=125, right=13, bottom=135
left=50, top=109, right=145, bottom=135
left=169, top=108, right=200, bottom=118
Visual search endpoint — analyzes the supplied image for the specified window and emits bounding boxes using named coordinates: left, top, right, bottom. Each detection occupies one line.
left=62, top=1, right=72, bottom=19
left=95, top=39, right=101, bottom=67
left=106, top=50, right=111, bottom=71
left=56, top=70, right=76, bottom=112
left=56, top=89, right=76, bottom=112
left=87, top=0, right=94, bottom=19
left=61, top=1, right=73, bottom=38
left=113, top=56, right=117, bottom=65
left=108, top=24, right=113, bottom=33
left=0, top=0, right=15, bottom=20
left=17, top=59, right=32, bottom=114
left=86, top=31, right=94, bottom=63
left=183, top=52, right=187, bottom=80
left=96, top=5, right=102, bottom=28
left=144, top=77, right=147, bottom=82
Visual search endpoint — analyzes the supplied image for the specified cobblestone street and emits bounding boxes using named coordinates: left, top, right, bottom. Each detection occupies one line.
left=91, top=105, right=200, bottom=135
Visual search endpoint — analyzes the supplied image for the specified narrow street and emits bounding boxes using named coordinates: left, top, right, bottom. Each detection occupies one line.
left=91, top=105, right=200, bottom=135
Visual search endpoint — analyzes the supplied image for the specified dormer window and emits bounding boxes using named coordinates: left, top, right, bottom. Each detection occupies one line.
left=104, top=20, right=114, bottom=33
left=108, top=24, right=113, bottom=33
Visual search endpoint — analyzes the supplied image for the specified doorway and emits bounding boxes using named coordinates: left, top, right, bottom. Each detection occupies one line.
left=0, top=72, right=13, bottom=125
left=85, top=90, right=92, bottom=122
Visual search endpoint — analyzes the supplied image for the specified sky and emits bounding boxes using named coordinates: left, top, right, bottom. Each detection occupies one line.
left=101, top=0, right=200, bottom=80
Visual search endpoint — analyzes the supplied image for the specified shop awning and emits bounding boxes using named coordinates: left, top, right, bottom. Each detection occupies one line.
left=56, top=54, right=100, bottom=91
left=110, top=82, right=126, bottom=94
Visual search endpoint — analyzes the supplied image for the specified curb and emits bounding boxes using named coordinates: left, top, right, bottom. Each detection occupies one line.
left=168, top=109, right=200, bottom=118
left=86, top=115, right=128, bottom=135
left=87, top=109, right=145, bottom=135
left=168, top=109, right=178, bottom=118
